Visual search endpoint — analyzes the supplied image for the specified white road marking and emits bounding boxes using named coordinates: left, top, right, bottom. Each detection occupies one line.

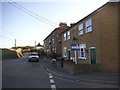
left=48, top=73, right=56, bottom=90
left=49, top=75, right=53, bottom=79
left=51, top=85, right=56, bottom=90
left=50, top=79, right=55, bottom=84
left=49, top=73, right=52, bottom=76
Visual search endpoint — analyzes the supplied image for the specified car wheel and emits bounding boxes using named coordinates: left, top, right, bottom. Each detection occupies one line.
left=37, top=59, right=39, bottom=62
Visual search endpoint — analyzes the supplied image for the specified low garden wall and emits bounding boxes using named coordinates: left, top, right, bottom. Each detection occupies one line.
left=56, top=60, right=101, bottom=74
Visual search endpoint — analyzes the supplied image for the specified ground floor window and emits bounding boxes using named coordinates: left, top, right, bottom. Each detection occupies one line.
left=63, top=47, right=67, bottom=57
left=70, top=57, right=75, bottom=62
left=78, top=44, right=86, bottom=59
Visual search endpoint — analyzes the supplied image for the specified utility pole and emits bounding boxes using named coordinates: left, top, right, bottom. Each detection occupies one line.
left=15, top=38, right=16, bottom=47
left=35, top=40, right=37, bottom=51
left=35, top=40, right=36, bottom=47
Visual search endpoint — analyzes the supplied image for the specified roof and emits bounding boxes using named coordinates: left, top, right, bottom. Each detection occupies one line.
left=60, top=2, right=119, bottom=34
left=44, top=2, right=119, bottom=39
left=44, top=26, right=69, bottom=41
left=43, top=28, right=57, bottom=41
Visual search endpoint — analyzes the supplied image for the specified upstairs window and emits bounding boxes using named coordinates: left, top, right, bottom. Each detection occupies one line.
left=64, top=33, right=66, bottom=41
left=85, top=19, right=92, bottom=33
left=52, top=39, right=54, bottom=44
left=78, top=24, right=83, bottom=35
left=67, top=31, right=70, bottom=40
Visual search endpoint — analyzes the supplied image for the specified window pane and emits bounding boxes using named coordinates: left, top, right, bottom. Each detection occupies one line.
left=89, top=27, right=92, bottom=32
left=81, top=48, right=83, bottom=51
left=63, top=47, right=67, bottom=57
left=80, top=48, right=84, bottom=57
left=78, top=24, right=83, bottom=35
left=64, top=38, right=66, bottom=41
left=80, top=30, right=83, bottom=35
left=86, top=26, right=92, bottom=32
left=78, top=24, right=83, bottom=30
left=86, top=19, right=92, bottom=27
left=64, top=33, right=66, bottom=37
left=64, top=33, right=66, bottom=41
left=67, top=31, right=70, bottom=35
left=67, top=31, right=70, bottom=40
left=79, top=44, right=86, bottom=59
left=68, top=36, right=70, bottom=40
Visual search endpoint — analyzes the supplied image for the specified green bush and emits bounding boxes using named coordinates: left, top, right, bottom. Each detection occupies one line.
left=1, top=49, right=19, bottom=60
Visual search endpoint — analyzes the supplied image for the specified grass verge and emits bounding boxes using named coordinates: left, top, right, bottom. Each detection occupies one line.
left=1, top=49, right=19, bottom=60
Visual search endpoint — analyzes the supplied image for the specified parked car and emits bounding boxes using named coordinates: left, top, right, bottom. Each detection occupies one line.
left=28, top=52, right=39, bottom=62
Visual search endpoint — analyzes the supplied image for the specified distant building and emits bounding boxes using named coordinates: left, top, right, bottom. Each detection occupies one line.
left=35, top=43, right=44, bottom=50
left=44, top=22, right=68, bottom=56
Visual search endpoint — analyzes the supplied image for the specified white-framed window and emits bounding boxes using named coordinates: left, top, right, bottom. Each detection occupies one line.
left=85, top=19, right=92, bottom=33
left=52, top=48, right=54, bottom=51
left=63, top=47, right=67, bottom=57
left=67, top=31, right=70, bottom=40
left=78, top=44, right=86, bottom=59
left=78, top=24, right=83, bottom=35
left=64, top=33, right=67, bottom=41
left=52, top=39, right=54, bottom=44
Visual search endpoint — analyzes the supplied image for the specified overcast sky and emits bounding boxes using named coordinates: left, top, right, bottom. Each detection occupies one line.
left=1, top=0, right=110, bottom=48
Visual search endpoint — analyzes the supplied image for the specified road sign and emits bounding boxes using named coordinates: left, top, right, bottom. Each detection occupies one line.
left=71, top=44, right=79, bottom=51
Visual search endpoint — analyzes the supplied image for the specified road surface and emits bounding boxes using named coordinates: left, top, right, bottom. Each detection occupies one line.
left=2, top=55, right=119, bottom=89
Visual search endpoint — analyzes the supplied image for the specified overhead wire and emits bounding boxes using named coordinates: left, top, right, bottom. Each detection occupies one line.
left=2, top=4, right=22, bottom=40
left=3, top=3, right=44, bottom=42
left=1, top=4, right=40, bottom=47
left=4, top=3, right=42, bottom=25
left=0, top=34, right=14, bottom=41
left=11, top=1, right=58, bottom=25
left=2, top=1, right=58, bottom=47
left=7, top=1, right=57, bottom=27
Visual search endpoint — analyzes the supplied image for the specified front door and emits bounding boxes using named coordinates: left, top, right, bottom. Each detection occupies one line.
left=90, top=47, right=96, bottom=64
left=68, top=50, right=71, bottom=60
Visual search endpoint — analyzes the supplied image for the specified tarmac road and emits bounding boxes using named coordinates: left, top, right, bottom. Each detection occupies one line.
left=2, top=55, right=119, bottom=89
left=2, top=56, right=50, bottom=88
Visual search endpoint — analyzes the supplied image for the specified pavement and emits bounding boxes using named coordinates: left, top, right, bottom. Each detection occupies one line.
left=40, top=57, right=120, bottom=88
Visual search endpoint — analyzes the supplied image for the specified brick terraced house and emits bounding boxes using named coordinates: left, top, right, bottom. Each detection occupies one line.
left=44, top=2, right=119, bottom=73
left=44, top=23, right=68, bottom=56
left=60, top=2, right=119, bottom=73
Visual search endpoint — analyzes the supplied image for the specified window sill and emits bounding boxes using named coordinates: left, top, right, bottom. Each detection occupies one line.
left=78, top=57, right=86, bottom=60
left=78, top=34, right=83, bottom=36
left=85, top=31, right=92, bottom=33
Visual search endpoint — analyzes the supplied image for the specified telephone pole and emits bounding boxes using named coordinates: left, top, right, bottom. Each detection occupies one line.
left=35, top=40, right=36, bottom=47
left=15, top=38, right=16, bottom=47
